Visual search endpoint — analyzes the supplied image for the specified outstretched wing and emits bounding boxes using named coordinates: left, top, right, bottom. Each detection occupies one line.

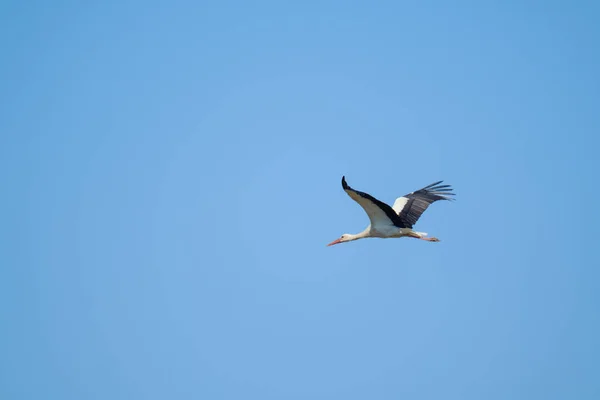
left=392, top=181, right=455, bottom=228
left=341, top=176, right=399, bottom=228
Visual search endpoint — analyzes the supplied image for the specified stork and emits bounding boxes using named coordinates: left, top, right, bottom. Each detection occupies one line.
left=327, top=176, right=455, bottom=246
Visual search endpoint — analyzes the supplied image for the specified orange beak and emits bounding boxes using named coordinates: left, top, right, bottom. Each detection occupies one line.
left=327, top=238, right=342, bottom=246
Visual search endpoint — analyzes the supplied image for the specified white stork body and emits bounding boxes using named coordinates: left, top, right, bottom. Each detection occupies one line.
left=327, top=176, right=455, bottom=246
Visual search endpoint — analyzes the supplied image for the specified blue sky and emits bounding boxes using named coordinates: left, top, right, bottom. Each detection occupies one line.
left=1, top=1, right=599, bottom=399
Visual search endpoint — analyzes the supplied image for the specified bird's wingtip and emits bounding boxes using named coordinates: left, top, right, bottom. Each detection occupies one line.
left=341, top=175, right=348, bottom=189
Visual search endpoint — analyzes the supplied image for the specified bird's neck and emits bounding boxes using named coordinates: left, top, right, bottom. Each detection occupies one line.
left=349, top=228, right=371, bottom=241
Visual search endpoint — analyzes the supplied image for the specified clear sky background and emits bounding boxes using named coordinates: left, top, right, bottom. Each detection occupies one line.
left=1, top=1, right=599, bottom=399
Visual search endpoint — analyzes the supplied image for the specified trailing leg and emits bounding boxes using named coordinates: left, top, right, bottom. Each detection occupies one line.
left=406, top=231, right=440, bottom=242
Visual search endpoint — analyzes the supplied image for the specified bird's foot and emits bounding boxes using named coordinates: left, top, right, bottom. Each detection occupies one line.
left=422, top=237, right=440, bottom=242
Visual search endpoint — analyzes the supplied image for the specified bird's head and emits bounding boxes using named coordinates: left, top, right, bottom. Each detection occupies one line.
left=327, top=234, right=353, bottom=246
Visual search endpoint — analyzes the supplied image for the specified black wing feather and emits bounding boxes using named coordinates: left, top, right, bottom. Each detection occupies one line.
left=397, top=181, right=455, bottom=228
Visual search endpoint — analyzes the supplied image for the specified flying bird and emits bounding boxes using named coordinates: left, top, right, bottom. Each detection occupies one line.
left=327, top=176, right=455, bottom=246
